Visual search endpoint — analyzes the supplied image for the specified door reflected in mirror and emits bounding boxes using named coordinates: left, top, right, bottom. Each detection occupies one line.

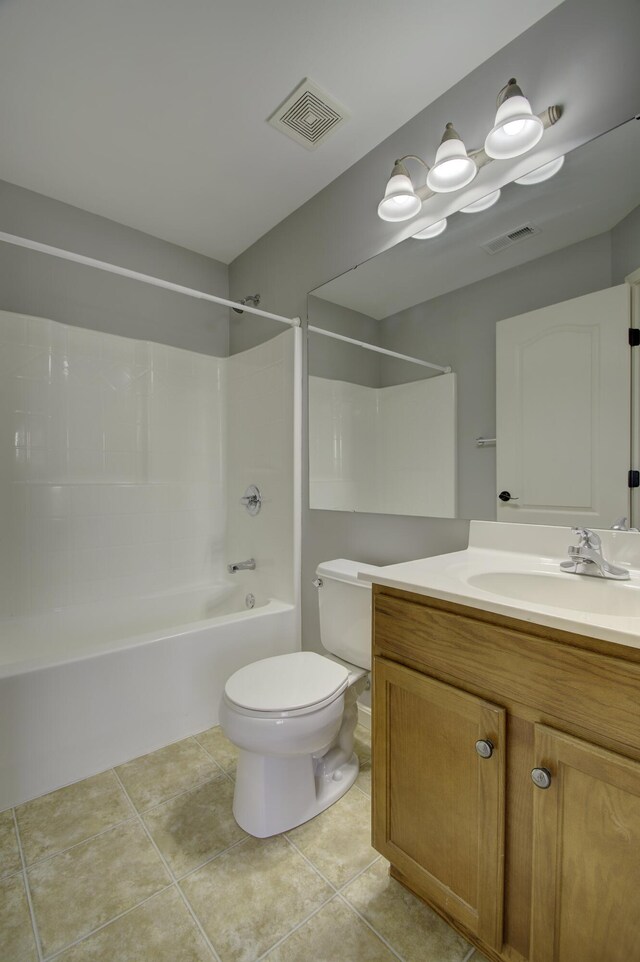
left=307, top=117, right=640, bottom=524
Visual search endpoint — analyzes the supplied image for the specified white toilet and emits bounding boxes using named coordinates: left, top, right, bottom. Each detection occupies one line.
left=219, top=559, right=379, bottom=837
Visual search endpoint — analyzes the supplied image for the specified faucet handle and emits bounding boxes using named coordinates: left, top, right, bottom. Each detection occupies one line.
left=571, top=527, right=601, bottom=549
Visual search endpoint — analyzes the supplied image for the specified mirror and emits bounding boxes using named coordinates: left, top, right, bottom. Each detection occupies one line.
left=307, top=117, right=640, bottom=524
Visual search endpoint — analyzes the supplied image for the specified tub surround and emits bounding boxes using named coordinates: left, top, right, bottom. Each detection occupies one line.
left=0, top=318, right=300, bottom=810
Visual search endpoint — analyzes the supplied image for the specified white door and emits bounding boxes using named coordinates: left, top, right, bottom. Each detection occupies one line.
left=496, top=284, right=631, bottom=527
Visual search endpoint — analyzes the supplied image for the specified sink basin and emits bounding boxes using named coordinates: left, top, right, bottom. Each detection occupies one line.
left=466, top=571, right=640, bottom=617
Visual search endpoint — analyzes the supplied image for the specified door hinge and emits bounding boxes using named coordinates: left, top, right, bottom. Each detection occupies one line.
left=629, top=328, right=640, bottom=346
left=629, top=470, right=640, bottom=488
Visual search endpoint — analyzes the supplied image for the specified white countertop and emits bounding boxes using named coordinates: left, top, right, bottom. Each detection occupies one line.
left=358, top=521, right=640, bottom=652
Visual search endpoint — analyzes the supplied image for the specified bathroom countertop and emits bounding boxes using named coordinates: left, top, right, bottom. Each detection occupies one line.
left=358, top=521, right=640, bottom=653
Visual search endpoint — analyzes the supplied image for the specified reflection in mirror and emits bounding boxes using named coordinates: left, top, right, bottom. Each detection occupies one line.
left=308, top=118, right=640, bottom=524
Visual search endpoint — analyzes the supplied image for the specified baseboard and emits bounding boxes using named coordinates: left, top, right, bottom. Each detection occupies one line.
left=357, top=702, right=371, bottom=731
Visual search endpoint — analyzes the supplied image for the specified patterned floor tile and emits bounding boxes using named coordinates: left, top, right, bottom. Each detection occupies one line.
left=180, top=834, right=332, bottom=962
left=0, top=873, right=38, bottom=961
left=343, top=859, right=471, bottom=962
left=194, top=727, right=239, bottom=773
left=55, top=887, right=213, bottom=962
left=115, top=738, right=219, bottom=812
left=143, top=775, right=245, bottom=876
left=0, top=809, right=21, bottom=879
left=264, top=896, right=397, bottom=961
left=27, top=820, right=170, bottom=956
left=15, top=770, right=132, bottom=864
left=286, top=786, right=378, bottom=887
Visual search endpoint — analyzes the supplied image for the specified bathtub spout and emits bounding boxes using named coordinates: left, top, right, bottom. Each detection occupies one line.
left=227, top=558, right=256, bottom=573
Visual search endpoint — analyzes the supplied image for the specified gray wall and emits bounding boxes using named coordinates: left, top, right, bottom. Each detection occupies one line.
left=307, top=295, right=380, bottom=388
left=379, top=232, right=613, bottom=521
left=229, top=0, right=640, bottom=654
left=0, top=180, right=230, bottom=355
left=612, top=204, right=640, bottom=284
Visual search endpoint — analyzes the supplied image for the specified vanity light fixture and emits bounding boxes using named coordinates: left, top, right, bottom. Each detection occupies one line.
left=377, top=159, right=422, bottom=221
left=426, top=124, right=477, bottom=193
left=412, top=218, right=447, bottom=239
left=484, top=79, right=544, bottom=159
left=515, top=155, right=565, bottom=185
left=376, top=79, right=561, bottom=223
left=460, top=189, right=501, bottom=213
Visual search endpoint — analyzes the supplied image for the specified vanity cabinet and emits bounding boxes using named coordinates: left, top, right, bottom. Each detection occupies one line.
left=371, top=584, right=640, bottom=962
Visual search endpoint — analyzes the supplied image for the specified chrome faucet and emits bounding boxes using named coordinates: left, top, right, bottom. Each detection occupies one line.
left=227, top=558, right=256, bottom=574
left=610, top=516, right=639, bottom=532
left=560, top=527, right=629, bottom=581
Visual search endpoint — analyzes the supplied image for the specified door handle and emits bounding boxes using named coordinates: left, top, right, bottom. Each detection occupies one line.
left=498, top=491, right=519, bottom=502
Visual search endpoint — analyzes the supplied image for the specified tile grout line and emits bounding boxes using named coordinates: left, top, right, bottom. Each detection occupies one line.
left=191, top=733, right=236, bottom=781
left=279, top=832, right=408, bottom=961
left=173, top=835, right=249, bottom=884
left=42, top=883, right=176, bottom=962
left=334, top=892, right=407, bottom=962
left=133, top=768, right=232, bottom=818
left=253, top=892, right=341, bottom=961
left=9, top=752, right=226, bottom=875
left=111, top=767, right=222, bottom=962
left=11, top=808, right=45, bottom=962
left=19, top=813, right=140, bottom=871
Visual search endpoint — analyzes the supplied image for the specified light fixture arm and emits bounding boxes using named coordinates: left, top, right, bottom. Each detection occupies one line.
left=395, top=154, right=430, bottom=172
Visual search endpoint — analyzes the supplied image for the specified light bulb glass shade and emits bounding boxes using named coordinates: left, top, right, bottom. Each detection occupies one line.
left=377, top=172, right=422, bottom=221
left=460, top=189, right=501, bottom=213
left=484, top=94, right=544, bottom=159
left=412, top=218, right=447, bottom=239
left=426, top=135, right=477, bottom=193
left=515, top=155, right=565, bottom=185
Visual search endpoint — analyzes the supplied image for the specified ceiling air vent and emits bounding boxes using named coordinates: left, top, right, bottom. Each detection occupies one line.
left=481, top=222, right=541, bottom=255
left=268, top=78, right=349, bottom=150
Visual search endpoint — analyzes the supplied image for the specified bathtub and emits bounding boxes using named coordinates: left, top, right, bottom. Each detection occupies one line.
left=0, top=584, right=298, bottom=810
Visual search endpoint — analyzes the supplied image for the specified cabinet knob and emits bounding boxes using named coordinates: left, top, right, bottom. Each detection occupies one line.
left=531, top=767, right=552, bottom=789
left=475, top=739, right=494, bottom=759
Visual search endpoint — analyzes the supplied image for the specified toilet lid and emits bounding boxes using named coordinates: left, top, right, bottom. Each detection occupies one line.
left=225, top=651, right=349, bottom=713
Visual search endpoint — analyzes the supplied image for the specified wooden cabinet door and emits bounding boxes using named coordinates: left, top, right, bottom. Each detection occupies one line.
left=372, top=656, right=506, bottom=949
left=530, top=725, right=640, bottom=962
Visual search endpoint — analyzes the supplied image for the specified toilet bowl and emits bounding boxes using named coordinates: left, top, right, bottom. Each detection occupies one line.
left=220, top=559, right=378, bottom=838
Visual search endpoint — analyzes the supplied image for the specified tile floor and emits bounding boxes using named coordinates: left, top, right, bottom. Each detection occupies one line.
left=0, top=724, right=490, bottom=962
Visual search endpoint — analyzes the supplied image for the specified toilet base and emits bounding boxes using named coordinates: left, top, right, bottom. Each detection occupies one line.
left=233, top=749, right=359, bottom=838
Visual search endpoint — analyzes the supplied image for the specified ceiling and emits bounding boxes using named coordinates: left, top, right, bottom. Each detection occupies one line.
left=0, top=0, right=563, bottom=264
left=312, top=118, right=640, bottom=319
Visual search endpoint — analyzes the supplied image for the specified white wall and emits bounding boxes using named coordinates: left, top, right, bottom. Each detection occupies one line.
left=309, top=374, right=456, bottom=517
left=0, top=310, right=225, bottom=617
left=226, top=329, right=297, bottom=605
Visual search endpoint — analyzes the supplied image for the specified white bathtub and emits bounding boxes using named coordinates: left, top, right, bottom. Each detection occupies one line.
left=0, top=584, right=298, bottom=810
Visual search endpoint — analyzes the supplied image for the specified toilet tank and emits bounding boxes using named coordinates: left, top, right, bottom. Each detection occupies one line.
left=316, top=559, right=380, bottom=671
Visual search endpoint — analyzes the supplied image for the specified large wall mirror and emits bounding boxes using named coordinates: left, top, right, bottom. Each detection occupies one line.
left=307, top=117, right=640, bottom=526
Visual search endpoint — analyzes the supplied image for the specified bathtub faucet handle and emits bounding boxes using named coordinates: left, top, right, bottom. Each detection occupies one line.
left=240, top=484, right=262, bottom=516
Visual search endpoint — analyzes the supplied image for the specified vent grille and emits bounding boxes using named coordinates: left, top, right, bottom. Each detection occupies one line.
left=268, top=78, right=349, bottom=150
left=482, top=222, right=541, bottom=254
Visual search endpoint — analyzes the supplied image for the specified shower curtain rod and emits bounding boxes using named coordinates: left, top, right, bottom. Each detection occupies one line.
left=0, top=231, right=301, bottom=327
left=308, top=325, right=451, bottom=374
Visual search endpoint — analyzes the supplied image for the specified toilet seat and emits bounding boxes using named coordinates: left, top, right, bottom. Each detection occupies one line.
left=224, top=651, right=349, bottom=719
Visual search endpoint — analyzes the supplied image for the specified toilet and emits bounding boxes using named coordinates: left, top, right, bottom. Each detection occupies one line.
left=219, top=559, right=379, bottom=837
